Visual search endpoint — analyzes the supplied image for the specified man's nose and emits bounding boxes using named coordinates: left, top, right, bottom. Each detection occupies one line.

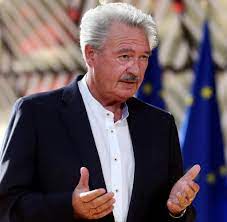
left=126, top=59, right=140, bottom=75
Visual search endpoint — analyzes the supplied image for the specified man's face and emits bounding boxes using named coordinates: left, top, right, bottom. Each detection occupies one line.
left=86, top=22, right=151, bottom=105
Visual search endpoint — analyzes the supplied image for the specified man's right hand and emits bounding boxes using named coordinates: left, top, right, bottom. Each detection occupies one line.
left=72, top=167, right=115, bottom=219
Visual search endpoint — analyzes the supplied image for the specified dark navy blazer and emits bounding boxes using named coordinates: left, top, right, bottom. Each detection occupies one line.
left=0, top=76, right=195, bottom=222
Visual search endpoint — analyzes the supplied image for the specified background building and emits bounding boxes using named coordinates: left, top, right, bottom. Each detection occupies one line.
left=0, top=0, right=227, bottom=161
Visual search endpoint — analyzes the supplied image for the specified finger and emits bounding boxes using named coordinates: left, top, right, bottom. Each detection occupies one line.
left=167, top=200, right=184, bottom=214
left=92, top=206, right=114, bottom=219
left=80, top=188, right=106, bottom=203
left=188, top=181, right=200, bottom=193
left=184, top=185, right=195, bottom=202
left=89, top=192, right=114, bottom=209
left=176, top=192, right=189, bottom=208
left=77, top=167, right=89, bottom=190
left=186, top=181, right=200, bottom=203
left=90, top=198, right=115, bottom=214
left=183, top=164, right=201, bottom=181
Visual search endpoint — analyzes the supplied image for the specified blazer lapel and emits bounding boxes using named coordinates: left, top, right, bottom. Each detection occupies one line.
left=126, top=98, right=149, bottom=222
left=59, top=76, right=106, bottom=191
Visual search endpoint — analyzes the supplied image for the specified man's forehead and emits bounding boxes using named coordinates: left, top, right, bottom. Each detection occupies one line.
left=104, top=22, right=151, bottom=49
left=116, top=47, right=151, bottom=55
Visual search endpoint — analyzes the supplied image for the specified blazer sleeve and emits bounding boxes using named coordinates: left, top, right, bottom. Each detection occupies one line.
left=0, top=98, right=75, bottom=222
left=167, top=115, right=196, bottom=222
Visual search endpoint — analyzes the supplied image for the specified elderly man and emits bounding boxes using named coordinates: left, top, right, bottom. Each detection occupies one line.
left=0, top=3, right=200, bottom=222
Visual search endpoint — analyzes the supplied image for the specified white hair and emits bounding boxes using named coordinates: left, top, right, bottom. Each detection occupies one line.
left=80, top=2, right=158, bottom=58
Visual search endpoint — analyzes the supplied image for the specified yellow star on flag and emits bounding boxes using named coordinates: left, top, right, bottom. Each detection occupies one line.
left=206, top=173, right=216, bottom=184
left=201, top=86, right=213, bottom=99
left=220, top=165, right=227, bottom=176
left=142, top=83, right=152, bottom=95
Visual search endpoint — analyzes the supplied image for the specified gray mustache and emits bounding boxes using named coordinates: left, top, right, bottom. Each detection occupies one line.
left=121, top=74, right=139, bottom=82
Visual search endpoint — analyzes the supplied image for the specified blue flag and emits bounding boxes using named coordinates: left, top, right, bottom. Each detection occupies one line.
left=180, top=21, right=227, bottom=222
left=136, top=47, right=165, bottom=109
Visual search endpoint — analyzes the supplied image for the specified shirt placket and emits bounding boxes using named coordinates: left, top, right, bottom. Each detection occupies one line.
left=105, top=112, right=122, bottom=222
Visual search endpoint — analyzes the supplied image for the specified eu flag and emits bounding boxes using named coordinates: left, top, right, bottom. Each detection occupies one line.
left=136, top=47, right=165, bottom=109
left=180, top=21, right=227, bottom=222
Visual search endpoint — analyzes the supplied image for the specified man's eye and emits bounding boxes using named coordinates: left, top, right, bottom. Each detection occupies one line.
left=119, top=55, right=130, bottom=61
left=140, top=56, right=149, bottom=61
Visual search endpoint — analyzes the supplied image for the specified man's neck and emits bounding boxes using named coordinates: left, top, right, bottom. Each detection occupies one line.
left=103, top=104, right=124, bottom=122
left=85, top=74, right=124, bottom=122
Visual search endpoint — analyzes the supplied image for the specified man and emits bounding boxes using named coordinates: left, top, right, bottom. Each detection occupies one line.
left=0, top=3, right=200, bottom=222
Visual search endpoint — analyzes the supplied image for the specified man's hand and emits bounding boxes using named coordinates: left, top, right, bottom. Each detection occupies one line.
left=167, top=164, right=201, bottom=216
left=72, top=167, right=115, bottom=219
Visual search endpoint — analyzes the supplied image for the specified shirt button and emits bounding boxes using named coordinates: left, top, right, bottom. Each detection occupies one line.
left=114, top=158, right=117, bottom=161
left=115, top=189, right=119, bottom=193
left=111, top=129, right=114, bottom=133
left=106, top=113, right=110, bottom=116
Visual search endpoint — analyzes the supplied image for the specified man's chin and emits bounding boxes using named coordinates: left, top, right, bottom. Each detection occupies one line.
left=116, top=92, right=135, bottom=102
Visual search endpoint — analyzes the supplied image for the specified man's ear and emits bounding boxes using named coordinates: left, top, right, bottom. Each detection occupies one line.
left=84, top=44, right=96, bottom=67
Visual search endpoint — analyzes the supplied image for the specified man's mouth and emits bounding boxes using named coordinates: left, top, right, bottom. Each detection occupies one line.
left=120, top=75, right=139, bottom=83
left=120, top=79, right=137, bottom=82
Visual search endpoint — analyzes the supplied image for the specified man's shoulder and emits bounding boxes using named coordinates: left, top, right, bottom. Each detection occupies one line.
left=18, top=87, right=64, bottom=107
left=17, top=76, right=80, bottom=107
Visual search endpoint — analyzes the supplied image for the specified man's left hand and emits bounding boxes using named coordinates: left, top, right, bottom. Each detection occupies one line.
left=167, top=164, right=201, bottom=216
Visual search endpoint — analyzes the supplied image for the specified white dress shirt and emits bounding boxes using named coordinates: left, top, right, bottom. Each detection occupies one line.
left=78, top=76, right=135, bottom=222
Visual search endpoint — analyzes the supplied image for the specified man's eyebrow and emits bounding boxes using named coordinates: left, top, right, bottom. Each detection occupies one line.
left=116, top=48, right=151, bottom=55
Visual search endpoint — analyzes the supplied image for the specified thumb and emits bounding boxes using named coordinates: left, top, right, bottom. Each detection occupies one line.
left=183, top=164, right=201, bottom=181
left=77, top=167, right=89, bottom=190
